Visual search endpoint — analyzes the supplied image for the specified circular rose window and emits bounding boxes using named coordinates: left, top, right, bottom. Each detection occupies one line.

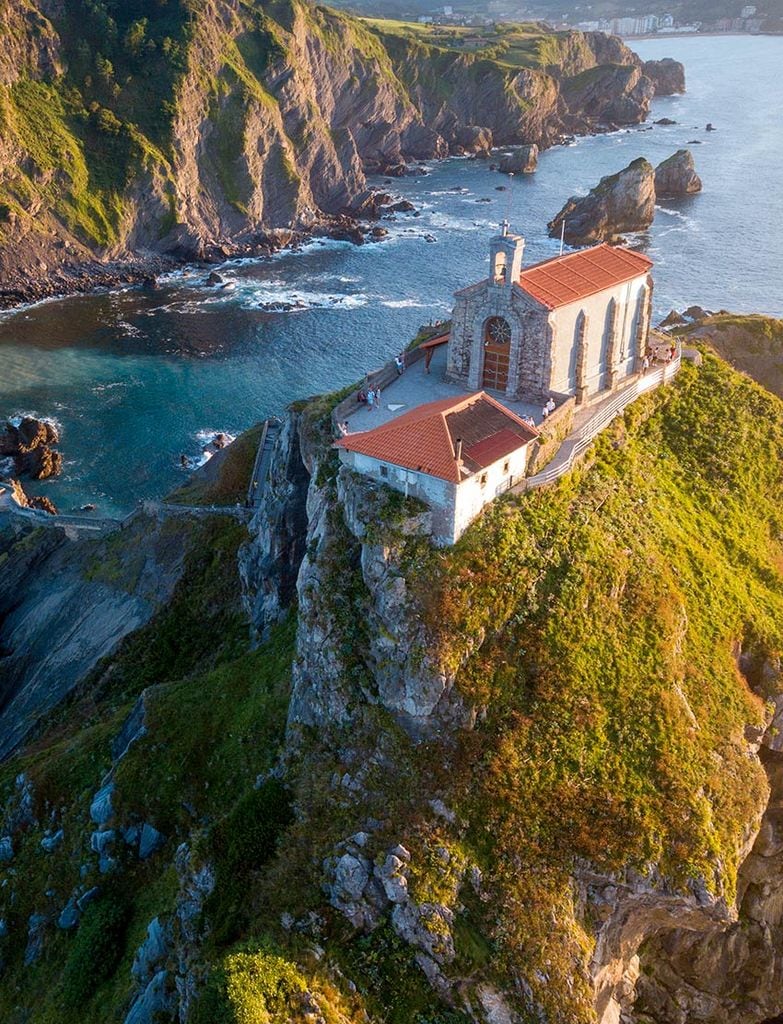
left=485, top=316, right=511, bottom=346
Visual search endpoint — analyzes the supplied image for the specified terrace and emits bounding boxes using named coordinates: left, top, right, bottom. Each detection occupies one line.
left=339, top=343, right=544, bottom=435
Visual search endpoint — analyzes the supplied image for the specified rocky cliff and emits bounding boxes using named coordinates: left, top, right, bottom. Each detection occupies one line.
left=4, top=346, right=783, bottom=1024
left=0, top=0, right=680, bottom=304
left=549, top=156, right=657, bottom=245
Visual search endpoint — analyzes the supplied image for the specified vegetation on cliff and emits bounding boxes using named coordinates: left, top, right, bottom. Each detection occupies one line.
left=2, top=348, right=782, bottom=1023
left=0, top=0, right=665, bottom=297
left=673, top=311, right=783, bottom=399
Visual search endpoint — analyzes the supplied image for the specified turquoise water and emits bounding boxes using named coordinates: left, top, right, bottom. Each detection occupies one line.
left=1, top=34, right=781, bottom=514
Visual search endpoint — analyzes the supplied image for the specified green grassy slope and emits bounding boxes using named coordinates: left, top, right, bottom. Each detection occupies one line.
left=2, top=352, right=782, bottom=1024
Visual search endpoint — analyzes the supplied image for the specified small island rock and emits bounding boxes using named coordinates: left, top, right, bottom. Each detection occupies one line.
left=642, top=58, right=686, bottom=96
left=498, top=144, right=539, bottom=175
left=0, top=416, right=63, bottom=480
left=548, top=157, right=656, bottom=246
left=655, top=150, right=702, bottom=198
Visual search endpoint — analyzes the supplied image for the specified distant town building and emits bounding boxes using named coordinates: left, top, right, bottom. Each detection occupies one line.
left=741, top=4, right=757, bottom=17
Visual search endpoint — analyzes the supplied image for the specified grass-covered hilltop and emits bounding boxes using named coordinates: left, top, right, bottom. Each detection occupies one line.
left=0, top=0, right=677, bottom=303
left=2, top=338, right=783, bottom=1024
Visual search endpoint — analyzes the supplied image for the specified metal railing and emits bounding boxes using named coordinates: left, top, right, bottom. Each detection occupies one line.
left=524, top=358, right=680, bottom=491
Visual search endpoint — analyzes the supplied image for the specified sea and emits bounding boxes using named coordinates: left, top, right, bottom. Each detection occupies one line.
left=1, top=34, right=781, bottom=514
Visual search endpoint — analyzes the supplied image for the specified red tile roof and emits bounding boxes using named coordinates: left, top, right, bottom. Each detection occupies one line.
left=518, top=243, right=652, bottom=309
left=335, top=392, right=538, bottom=483
left=420, top=332, right=450, bottom=350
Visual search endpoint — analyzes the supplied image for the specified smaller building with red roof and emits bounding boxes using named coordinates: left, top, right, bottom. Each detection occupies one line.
left=446, top=226, right=654, bottom=405
left=335, top=391, right=538, bottom=545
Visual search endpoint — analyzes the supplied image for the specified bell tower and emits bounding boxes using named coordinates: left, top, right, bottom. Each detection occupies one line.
left=489, top=221, right=525, bottom=291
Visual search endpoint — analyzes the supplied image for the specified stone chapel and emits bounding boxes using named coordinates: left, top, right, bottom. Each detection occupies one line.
left=446, top=225, right=654, bottom=404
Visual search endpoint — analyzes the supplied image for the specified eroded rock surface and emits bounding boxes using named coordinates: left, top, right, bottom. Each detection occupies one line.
left=654, top=149, right=702, bottom=197
left=548, top=157, right=656, bottom=245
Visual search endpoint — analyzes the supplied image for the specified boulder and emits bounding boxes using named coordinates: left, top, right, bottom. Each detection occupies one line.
left=0, top=836, right=13, bottom=862
left=25, top=913, right=47, bottom=966
left=548, top=157, right=656, bottom=246
left=138, top=823, right=165, bottom=860
left=453, top=125, right=493, bottom=156
left=205, top=271, right=223, bottom=286
left=683, top=305, right=711, bottom=321
left=654, top=149, right=702, bottom=197
left=124, top=970, right=173, bottom=1024
left=642, top=58, right=686, bottom=95
left=498, top=144, right=539, bottom=175
left=0, top=416, right=63, bottom=480
left=91, top=829, right=117, bottom=873
left=77, top=886, right=101, bottom=912
left=40, top=828, right=64, bottom=853
left=57, top=899, right=80, bottom=930
left=386, top=199, right=415, bottom=214
left=89, top=781, right=116, bottom=824
left=111, top=692, right=148, bottom=763
left=659, top=309, right=686, bottom=328
left=132, top=917, right=171, bottom=983
left=333, top=852, right=370, bottom=902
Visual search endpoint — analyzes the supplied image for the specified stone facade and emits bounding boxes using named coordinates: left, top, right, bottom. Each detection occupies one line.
left=446, top=229, right=653, bottom=405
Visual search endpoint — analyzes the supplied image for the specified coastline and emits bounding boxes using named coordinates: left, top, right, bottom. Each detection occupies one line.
left=626, top=30, right=783, bottom=40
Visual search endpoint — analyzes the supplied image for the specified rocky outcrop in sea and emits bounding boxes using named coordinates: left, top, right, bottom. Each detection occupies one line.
left=548, top=156, right=656, bottom=245
left=0, top=416, right=63, bottom=480
left=642, top=57, right=686, bottom=95
left=655, top=149, right=703, bottom=197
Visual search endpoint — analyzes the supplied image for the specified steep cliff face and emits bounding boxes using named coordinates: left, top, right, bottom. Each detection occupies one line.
left=5, top=349, right=783, bottom=1023
left=0, top=0, right=674, bottom=301
left=0, top=508, right=248, bottom=759
left=239, top=353, right=783, bottom=1024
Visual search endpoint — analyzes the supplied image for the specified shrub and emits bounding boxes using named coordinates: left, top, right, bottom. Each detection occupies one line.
left=207, top=780, right=294, bottom=944
left=61, top=892, right=130, bottom=1009
left=193, top=947, right=306, bottom=1024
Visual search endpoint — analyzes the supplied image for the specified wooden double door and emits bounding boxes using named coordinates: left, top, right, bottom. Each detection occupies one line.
left=482, top=316, right=511, bottom=392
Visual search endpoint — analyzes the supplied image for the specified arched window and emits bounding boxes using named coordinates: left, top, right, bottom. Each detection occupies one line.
left=482, top=317, right=511, bottom=390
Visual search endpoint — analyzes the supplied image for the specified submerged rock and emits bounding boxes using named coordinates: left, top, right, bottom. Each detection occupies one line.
left=654, top=149, right=703, bottom=197
left=548, top=157, right=656, bottom=246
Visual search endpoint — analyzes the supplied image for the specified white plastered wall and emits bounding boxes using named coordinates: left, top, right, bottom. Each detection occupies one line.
left=548, top=276, right=647, bottom=397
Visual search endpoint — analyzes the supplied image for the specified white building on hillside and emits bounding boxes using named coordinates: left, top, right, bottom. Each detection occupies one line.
left=335, top=392, right=538, bottom=545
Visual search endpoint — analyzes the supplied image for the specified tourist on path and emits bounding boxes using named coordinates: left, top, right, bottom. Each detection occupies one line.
left=375, top=387, right=382, bottom=411
left=366, top=388, right=375, bottom=410
left=395, top=355, right=405, bottom=375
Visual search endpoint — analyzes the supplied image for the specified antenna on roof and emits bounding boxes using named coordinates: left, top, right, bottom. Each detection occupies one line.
left=505, top=172, right=514, bottom=232
left=559, top=218, right=566, bottom=257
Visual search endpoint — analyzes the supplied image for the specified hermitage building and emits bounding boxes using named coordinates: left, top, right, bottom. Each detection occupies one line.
left=446, top=225, right=654, bottom=404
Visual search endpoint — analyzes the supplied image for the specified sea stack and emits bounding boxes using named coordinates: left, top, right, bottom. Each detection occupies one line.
left=642, top=58, right=686, bottom=95
left=548, top=157, right=656, bottom=246
left=499, top=145, right=539, bottom=174
left=0, top=416, right=63, bottom=480
left=655, top=150, right=703, bottom=197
